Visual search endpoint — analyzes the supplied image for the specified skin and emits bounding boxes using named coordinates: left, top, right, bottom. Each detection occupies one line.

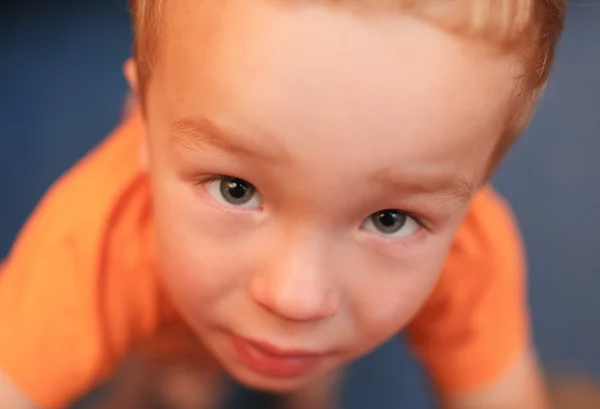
left=141, top=1, right=546, bottom=408
left=0, top=0, right=548, bottom=408
left=0, top=371, right=34, bottom=409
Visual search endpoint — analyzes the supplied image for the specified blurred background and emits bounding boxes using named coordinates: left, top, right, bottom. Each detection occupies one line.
left=1, top=1, right=599, bottom=408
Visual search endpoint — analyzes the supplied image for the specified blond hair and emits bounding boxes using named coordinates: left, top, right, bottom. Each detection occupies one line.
left=130, top=0, right=565, bottom=171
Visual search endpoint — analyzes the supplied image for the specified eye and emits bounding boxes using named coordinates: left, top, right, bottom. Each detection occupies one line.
left=205, top=176, right=261, bottom=208
left=362, top=209, right=419, bottom=238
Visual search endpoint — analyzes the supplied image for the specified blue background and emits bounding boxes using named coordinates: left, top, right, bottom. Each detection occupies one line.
left=1, top=2, right=599, bottom=408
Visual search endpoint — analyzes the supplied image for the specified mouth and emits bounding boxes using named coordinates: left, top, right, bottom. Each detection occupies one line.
left=230, top=334, right=324, bottom=378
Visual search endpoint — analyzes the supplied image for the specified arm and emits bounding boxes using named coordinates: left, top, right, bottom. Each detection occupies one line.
left=442, top=347, right=548, bottom=409
left=0, top=369, right=36, bottom=409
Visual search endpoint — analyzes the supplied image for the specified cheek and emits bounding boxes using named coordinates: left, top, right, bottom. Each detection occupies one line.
left=151, top=176, right=253, bottom=314
left=342, top=239, right=451, bottom=347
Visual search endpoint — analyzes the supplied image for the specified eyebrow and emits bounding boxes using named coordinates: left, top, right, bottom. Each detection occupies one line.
left=169, top=116, right=287, bottom=161
left=171, top=116, right=475, bottom=201
left=370, top=168, right=475, bottom=202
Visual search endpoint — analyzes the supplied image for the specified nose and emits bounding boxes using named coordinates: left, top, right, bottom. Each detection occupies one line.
left=248, top=233, right=340, bottom=322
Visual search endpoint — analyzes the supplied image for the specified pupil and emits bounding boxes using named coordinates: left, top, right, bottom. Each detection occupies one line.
left=227, top=179, right=247, bottom=199
left=378, top=211, right=399, bottom=227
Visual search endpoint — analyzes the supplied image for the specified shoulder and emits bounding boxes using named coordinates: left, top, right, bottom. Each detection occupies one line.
left=8, top=113, right=152, bottom=271
left=14, top=111, right=164, bottom=338
left=407, top=185, right=529, bottom=394
left=442, top=185, right=525, bottom=289
left=33, top=113, right=148, bottom=244
left=420, top=185, right=526, bottom=320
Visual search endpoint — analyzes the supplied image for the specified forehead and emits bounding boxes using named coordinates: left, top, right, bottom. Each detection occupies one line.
left=149, top=0, right=519, bottom=180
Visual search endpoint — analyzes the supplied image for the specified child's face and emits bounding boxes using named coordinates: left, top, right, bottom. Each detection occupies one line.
left=140, top=0, right=519, bottom=392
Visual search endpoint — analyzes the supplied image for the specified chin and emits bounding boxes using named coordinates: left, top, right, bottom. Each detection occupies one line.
left=226, top=364, right=321, bottom=393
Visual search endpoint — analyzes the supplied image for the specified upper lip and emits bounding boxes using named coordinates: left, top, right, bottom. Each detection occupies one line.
left=240, top=336, right=324, bottom=358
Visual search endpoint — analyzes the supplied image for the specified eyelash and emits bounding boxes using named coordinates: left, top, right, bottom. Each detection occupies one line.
left=196, top=174, right=227, bottom=186
left=403, top=211, right=428, bottom=230
left=407, top=214, right=426, bottom=231
left=366, top=210, right=429, bottom=239
left=194, top=174, right=430, bottom=231
left=195, top=174, right=259, bottom=205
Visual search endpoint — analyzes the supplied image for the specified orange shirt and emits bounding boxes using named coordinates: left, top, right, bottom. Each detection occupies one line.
left=0, top=114, right=529, bottom=409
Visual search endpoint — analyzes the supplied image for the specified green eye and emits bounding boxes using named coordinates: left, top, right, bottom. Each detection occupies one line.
left=205, top=176, right=261, bottom=208
left=220, top=177, right=256, bottom=205
left=370, top=210, right=407, bottom=234
left=362, top=209, right=419, bottom=238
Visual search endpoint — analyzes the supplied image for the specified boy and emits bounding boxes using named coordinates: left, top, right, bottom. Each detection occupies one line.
left=0, top=0, right=565, bottom=408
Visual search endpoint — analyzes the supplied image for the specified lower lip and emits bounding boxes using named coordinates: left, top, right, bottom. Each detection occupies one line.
left=231, top=336, right=322, bottom=378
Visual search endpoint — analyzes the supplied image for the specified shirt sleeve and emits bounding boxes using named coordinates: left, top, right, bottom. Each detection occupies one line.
left=0, top=116, right=160, bottom=409
left=406, top=186, right=530, bottom=395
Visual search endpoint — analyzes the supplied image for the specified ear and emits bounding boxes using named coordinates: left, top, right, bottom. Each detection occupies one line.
left=122, top=58, right=141, bottom=118
left=124, top=58, right=139, bottom=96
left=123, top=58, right=149, bottom=171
